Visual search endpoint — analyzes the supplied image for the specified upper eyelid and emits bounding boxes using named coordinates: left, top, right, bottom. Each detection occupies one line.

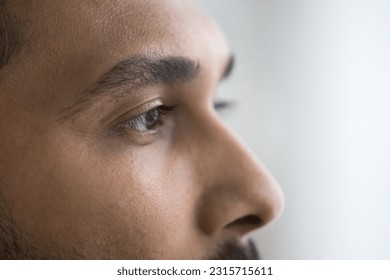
left=109, top=98, right=163, bottom=127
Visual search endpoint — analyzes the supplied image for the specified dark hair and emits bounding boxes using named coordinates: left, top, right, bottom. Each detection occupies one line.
left=0, top=0, right=20, bottom=69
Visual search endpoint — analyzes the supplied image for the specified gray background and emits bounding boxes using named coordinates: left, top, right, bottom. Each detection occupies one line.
left=198, top=0, right=390, bottom=259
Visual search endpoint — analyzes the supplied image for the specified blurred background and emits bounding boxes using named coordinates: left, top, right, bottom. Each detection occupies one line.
left=198, top=0, right=390, bottom=259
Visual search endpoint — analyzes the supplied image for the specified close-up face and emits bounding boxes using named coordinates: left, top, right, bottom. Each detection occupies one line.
left=0, top=0, right=283, bottom=259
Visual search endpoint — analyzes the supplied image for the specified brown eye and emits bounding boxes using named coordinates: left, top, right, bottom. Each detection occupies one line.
left=125, top=107, right=160, bottom=132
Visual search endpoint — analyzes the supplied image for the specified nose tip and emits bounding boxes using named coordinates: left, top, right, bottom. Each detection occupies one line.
left=225, top=179, right=284, bottom=236
left=198, top=169, right=284, bottom=236
left=195, top=120, right=284, bottom=237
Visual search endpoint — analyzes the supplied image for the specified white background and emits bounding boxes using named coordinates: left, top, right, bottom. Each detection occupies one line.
left=198, top=0, right=390, bottom=259
left=1, top=260, right=390, bottom=280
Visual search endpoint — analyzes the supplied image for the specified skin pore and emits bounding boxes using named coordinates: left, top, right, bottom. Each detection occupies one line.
left=0, top=0, right=283, bottom=259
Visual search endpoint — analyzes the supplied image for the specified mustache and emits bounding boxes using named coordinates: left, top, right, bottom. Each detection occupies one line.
left=209, top=239, right=261, bottom=260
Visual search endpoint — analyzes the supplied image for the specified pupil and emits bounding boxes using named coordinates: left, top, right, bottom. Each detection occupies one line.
left=145, top=108, right=159, bottom=128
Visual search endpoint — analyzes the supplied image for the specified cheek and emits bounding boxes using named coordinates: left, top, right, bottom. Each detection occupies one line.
left=6, top=128, right=198, bottom=258
left=95, top=138, right=202, bottom=257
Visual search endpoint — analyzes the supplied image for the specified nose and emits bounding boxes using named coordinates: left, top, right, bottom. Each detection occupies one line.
left=195, top=115, right=284, bottom=237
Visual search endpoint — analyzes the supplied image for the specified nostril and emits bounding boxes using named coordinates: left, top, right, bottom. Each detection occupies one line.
left=225, top=215, right=263, bottom=230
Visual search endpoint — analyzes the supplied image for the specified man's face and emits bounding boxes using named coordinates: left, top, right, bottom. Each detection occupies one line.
left=0, top=0, right=283, bottom=259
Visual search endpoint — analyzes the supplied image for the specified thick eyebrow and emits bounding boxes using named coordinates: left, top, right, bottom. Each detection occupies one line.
left=59, top=54, right=234, bottom=121
left=92, top=56, right=201, bottom=93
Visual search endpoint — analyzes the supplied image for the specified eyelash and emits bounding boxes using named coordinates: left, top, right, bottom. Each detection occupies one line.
left=116, top=100, right=232, bottom=135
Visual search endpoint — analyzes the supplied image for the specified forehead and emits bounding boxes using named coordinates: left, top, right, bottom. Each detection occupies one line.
left=7, top=0, right=230, bottom=109
left=21, top=0, right=228, bottom=66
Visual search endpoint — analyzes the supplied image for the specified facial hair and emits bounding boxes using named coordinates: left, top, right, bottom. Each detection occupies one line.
left=209, top=239, right=261, bottom=260
left=1, top=191, right=261, bottom=260
left=0, top=192, right=74, bottom=259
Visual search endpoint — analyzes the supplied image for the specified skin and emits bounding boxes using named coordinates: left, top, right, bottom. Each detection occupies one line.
left=0, top=0, right=283, bottom=259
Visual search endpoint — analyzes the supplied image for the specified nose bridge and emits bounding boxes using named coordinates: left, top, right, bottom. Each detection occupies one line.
left=194, top=115, right=283, bottom=236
